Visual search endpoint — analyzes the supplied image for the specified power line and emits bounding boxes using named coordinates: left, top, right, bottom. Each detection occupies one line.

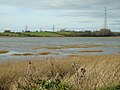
left=25, top=25, right=28, bottom=31
left=53, top=24, right=55, bottom=32
left=104, top=7, right=108, bottom=29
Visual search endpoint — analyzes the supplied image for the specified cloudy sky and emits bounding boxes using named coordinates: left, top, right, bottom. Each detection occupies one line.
left=0, top=0, right=120, bottom=32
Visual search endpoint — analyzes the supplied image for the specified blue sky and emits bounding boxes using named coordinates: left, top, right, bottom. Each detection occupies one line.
left=0, top=0, right=120, bottom=32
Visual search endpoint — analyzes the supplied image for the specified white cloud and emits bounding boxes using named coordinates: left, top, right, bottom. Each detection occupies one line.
left=0, top=0, right=120, bottom=31
left=0, top=0, right=119, bottom=10
left=0, top=5, right=18, bottom=14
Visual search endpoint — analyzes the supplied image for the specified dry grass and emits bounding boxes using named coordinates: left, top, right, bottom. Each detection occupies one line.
left=33, top=44, right=108, bottom=50
left=80, top=50, right=103, bottom=52
left=33, top=46, right=62, bottom=50
left=12, top=53, right=34, bottom=56
left=0, top=54, right=120, bottom=90
left=39, top=52, right=51, bottom=55
left=63, top=44, right=107, bottom=48
left=12, top=52, right=58, bottom=56
left=0, top=50, right=9, bottom=54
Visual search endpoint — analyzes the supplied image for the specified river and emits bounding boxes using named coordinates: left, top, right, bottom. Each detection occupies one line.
left=0, top=37, right=120, bottom=60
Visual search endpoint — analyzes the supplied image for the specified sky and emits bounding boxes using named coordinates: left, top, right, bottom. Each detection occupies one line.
left=0, top=0, right=120, bottom=32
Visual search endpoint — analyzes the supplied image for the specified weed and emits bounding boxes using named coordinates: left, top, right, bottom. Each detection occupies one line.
left=17, top=61, right=70, bottom=90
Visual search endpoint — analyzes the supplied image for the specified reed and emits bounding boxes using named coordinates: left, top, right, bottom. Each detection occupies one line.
left=0, top=54, right=120, bottom=90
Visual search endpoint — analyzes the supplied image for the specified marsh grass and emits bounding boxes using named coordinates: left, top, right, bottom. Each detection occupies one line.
left=63, top=44, right=107, bottom=48
left=35, top=46, right=63, bottom=50
left=80, top=50, right=103, bottom=52
left=12, top=52, right=58, bottom=56
left=33, top=44, right=108, bottom=50
left=12, top=53, right=34, bottom=56
left=0, top=50, right=9, bottom=54
left=0, top=54, right=120, bottom=90
left=39, top=52, right=51, bottom=55
left=98, top=84, right=120, bottom=90
left=17, top=61, right=70, bottom=90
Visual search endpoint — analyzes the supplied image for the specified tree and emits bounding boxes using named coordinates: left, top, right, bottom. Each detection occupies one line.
left=99, top=28, right=112, bottom=36
left=4, top=30, right=11, bottom=33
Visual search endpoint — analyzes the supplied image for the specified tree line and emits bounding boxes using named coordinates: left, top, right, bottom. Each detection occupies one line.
left=59, top=28, right=120, bottom=37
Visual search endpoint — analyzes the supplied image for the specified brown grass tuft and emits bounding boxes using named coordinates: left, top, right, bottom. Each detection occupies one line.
left=0, top=50, right=9, bottom=54
left=39, top=52, right=50, bottom=55
left=33, top=46, right=62, bottom=50
left=33, top=44, right=108, bottom=50
left=12, top=53, right=34, bottom=56
left=80, top=50, right=103, bottom=52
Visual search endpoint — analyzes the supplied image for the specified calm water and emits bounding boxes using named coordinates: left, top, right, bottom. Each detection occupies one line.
left=0, top=37, right=120, bottom=60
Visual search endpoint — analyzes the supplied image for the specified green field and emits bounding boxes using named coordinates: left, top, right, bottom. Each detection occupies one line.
left=0, top=32, right=19, bottom=37
left=0, top=32, right=65, bottom=37
left=23, top=32, right=63, bottom=37
left=0, top=30, right=120, bottom=37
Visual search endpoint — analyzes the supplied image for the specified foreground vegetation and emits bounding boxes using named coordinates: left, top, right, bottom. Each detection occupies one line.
left=0, top=54, right=120, bottom=90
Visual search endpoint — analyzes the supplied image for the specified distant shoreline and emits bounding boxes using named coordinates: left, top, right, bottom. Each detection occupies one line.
left=0, top=29, right=120, bottom=37
left=0, top=36, right=120, bottom=37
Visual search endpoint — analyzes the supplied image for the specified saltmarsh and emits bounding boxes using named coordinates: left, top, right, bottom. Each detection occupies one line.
left=0, top=54, right=120, bottom=90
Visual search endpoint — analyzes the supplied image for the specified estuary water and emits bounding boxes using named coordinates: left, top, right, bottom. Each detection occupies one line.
left=0, top=37, right=120, bottom=60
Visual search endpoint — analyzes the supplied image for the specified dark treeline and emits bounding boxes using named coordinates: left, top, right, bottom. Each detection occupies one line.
left=58, top=28, right=120, bottom=37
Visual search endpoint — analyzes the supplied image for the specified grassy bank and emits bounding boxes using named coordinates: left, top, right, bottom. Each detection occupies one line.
left=0, top=32, right=63, bottom=37
left=0, top=54, right=120, bottom=90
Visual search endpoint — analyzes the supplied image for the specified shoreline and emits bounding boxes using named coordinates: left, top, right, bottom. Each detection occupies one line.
left=0, top=53, right=120, bottom=62
left=0, top=36, right=120, bottom=38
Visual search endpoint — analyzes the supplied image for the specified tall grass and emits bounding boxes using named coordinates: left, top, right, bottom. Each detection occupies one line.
left=0, top=54, right=120, bottom=90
